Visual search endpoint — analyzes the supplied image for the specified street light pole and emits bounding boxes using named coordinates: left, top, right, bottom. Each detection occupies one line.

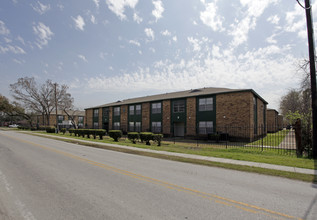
left=304, top=0, right=317, bottom=158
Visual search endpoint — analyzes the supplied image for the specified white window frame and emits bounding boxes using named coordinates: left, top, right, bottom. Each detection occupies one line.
left=173, top=100, right=185, bottom=113
left=136, top=104, right=141, bottom=115
left=135, top=122, right=141, bottom=132
left=152, top=121, right=162, bottom=133
left=113, top=122, right=120, bottom=130
left=129, top=106, right=135, bottom=115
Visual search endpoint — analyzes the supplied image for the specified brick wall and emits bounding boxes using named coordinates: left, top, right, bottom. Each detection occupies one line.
left=121, top=105, right=128, bottom=132
left=278, top=115, right=283, bottom=130
left=162, top=100, right=171, bottom=135
left=109, top=107, right=113, bottom=130
left=142, top=103, right=150, bottom=131
left=186, top=97, right=196, bottom=136
left=98, top=107, right=103, bottom=129
left=86, top=109, right=93, bottom=128
left=267, top=109, right=278, bottom=132
left=216, top=92, right=253, bottom=139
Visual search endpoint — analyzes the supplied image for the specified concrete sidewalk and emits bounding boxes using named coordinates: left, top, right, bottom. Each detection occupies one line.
left=31, top=132, right=317, bottom=176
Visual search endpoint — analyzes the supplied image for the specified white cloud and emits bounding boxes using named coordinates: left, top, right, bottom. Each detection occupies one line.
left=187, top=37, right=201, bottom=52
left=93, top=0, right=100, bottom=8
left=16, top=36, right=25, bottom=45
left=85, top=43, right=296, bottom=110
left=33, top=22, right=54, bottom=49
left=13, top=59, right=25, bottom=64
left=161, top=30, right=171, bottom=36
left=172, top=36, right=177, bottom=42
left=106, top=0, right=138, bottom=20
left=266, top=33, right=277, bottom=44
left=152, top=0, right=164, bottom=22
left=129, top=40, right=140, bottom=46
left=0, top=20, right=10, bottom=35
left=31, top=1, right=50, bottom=15
left=0, top=45, right=26, bottom=54
left=4, top=37, right=12, bottom=43
left=228, top=0, right=276, bottom=48
left=200, top=1, right=224, bottom=32
left=78, top=54, right=88, bottom=62
left=57, top=4, right=64, bottom=11
left=91, top=15, right=97, bottom=24
left=284, top=4, right=306, bottom=39
left=267, top=15, right=280, bottom=25
left=144, top=28, right=155, bottom=41
left=149, top=47, right=155, bottom=53
left=72, top=15, right=85, bottom=31
left=133, top=12, right=143, bottom=23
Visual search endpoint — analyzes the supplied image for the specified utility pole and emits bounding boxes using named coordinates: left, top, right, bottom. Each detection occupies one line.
left=54, top=83, right=59, bottom=133
left=303, top=0, right=317, bottom=158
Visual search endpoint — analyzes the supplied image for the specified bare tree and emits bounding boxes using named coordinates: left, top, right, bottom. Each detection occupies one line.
left=10, top=77, right=74, bottom=126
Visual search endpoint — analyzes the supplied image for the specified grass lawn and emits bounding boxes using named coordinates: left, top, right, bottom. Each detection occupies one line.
left=32, top=131, right=315, bottom=170
left=249, top=129, right=290, bottom=147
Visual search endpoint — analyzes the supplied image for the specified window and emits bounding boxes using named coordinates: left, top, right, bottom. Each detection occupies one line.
left=93, top=109, right=99, bottom=117
left=129, top=106, right=135, bottom=115
left=136, top=105, right=141, bottom=115
left=199, top=121, right=213, bottom=134
left=129, top=122, right=134, bottom=131
left=199, top=97, right=213, bottom=111
left=78, top=116, right=84, bottom=123
left=93, top=122, right=99, bottom=129
left=173, top=100, right=185, bottom=113
left=113, top=122, right=120, bottom=130
left=135, top=122, right=141, bottom=132
left=152, top=102, right=161, bottom=114
left=114, top=107, right=120, bottom=116
left=152, top=122, right=161, bottom=133
left=58, top=115, right=64, bottom=122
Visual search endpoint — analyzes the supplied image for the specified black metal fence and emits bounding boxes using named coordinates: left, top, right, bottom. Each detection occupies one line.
left=163, top=125, right=312, bottom=157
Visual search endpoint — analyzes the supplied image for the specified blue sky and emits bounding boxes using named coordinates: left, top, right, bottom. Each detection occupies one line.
left=0, top=0, right=315, bottom=111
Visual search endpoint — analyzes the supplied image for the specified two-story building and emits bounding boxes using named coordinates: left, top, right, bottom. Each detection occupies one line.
left=85, top=87, right=268, bottom=141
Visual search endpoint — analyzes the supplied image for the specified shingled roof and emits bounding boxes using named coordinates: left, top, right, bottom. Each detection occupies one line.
left=86, top=87, right=267, bottom=109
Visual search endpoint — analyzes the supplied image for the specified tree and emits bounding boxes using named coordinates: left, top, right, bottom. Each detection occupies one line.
left=0, top=94, right=35, bottom=126
left=10, top=77, right=73, bottom=126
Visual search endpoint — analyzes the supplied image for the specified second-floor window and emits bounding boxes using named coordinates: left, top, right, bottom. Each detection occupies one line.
left=114, top=107, right=120, bottom=116
left=136, top=104, right=141, bottom=115
left=199, top=97, right=213, bottom=111
left=152, top=102, right=161, bottom=114
left=93, top=109, right=99, bottom=117
left=173, top=100, right=185, bottom=113
left=129, top=106, right=135, bottom=115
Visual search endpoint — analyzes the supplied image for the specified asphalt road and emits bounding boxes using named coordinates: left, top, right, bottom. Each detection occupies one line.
left=0, top=130, right=316, bottom=220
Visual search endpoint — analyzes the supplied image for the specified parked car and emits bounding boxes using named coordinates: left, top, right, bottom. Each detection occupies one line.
left=9, top=124, right=19, bottom=128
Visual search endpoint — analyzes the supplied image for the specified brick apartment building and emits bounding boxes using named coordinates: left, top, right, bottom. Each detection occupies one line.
left=267, top=109, right=279, bottom=133
left=36, top=110, right=85, bottom=129
left=85, top=87, right=268, bottom=141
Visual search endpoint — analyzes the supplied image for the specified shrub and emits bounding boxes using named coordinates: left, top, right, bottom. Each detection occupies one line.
left=152, top=134, right=163, bottom=146
left=95, top=129, right=106, bottom=140
left=46, top=126, right=56, bottom=133
left=69, top=129, right=75, bottom=136
left=109, top=130, right=122, bottom=142
left=140, top=132, right=153, bottom=145
left=127, top=132, right=139, bottom=144
left=61, top=128, right=66, bottom=134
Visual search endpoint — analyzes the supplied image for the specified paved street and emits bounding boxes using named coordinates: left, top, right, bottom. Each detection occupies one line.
left=0, top=130, right=316, bottom=220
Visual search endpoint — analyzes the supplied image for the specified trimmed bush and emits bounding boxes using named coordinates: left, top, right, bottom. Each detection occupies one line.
left=69, top=128, right=75, bottom=136
left=128, top=132, right=139, bottom=144
left=46, top=126, right=56, bottom=133
left=140, top=132, right=153, bottom=145
left=109, top=130, right=122, bottom=142
left=61, top=128, right=66, bottom=134
left=95, top=129, right=106, bottom=140
left=152, top=134, right=163, bottom=146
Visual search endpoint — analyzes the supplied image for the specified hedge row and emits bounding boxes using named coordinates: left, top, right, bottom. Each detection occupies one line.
left=69, top=129, right=106, bottom=139
left=127, top=132, right=163, bottom=146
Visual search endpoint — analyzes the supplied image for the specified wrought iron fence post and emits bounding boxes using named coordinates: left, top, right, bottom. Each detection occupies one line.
left=261, top=125, right=264, bottom=152
left=225, top=126, right=228, bottom=149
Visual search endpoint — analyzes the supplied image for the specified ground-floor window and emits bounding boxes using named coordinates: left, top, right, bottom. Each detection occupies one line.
left=152, top=121, right=161, bottom=133
left=135, top=122, right=141, bottom=132
left=129, top=122, right=134, bottom=131
left=199, top=121, right=213, bottom=134
left=113, top=122, right=120, bottom=130
left=93, top=122, right=99, bottom=129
